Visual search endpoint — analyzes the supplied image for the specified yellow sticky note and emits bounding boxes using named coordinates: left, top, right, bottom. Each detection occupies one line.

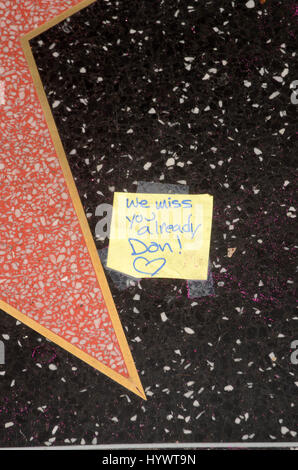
left=107, top=192, right=213, bottom=280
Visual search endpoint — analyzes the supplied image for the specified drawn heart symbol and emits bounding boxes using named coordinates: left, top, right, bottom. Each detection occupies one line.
left=133, top=256, right=166, bottom=277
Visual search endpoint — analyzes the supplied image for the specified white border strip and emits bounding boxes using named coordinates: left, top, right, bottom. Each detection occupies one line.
left=1, top=442, right=297, bottom=450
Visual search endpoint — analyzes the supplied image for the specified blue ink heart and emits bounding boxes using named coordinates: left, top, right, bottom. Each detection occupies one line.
left=133, top=256, right=166, bottom=277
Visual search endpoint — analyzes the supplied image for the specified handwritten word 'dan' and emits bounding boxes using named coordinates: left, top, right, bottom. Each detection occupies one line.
left=128, top=238, right=173, bottom=256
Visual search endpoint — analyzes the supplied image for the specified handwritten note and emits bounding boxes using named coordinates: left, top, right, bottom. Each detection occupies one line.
left=107, top=192, right=213, bottom=280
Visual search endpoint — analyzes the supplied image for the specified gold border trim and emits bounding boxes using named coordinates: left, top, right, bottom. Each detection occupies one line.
left=0, top=300, right=145, bottom=398
left=0, top=0, right=145, bottom=399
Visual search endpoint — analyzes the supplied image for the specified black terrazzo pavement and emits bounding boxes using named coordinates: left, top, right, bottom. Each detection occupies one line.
left=0, top=0, right=297, bottom=446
